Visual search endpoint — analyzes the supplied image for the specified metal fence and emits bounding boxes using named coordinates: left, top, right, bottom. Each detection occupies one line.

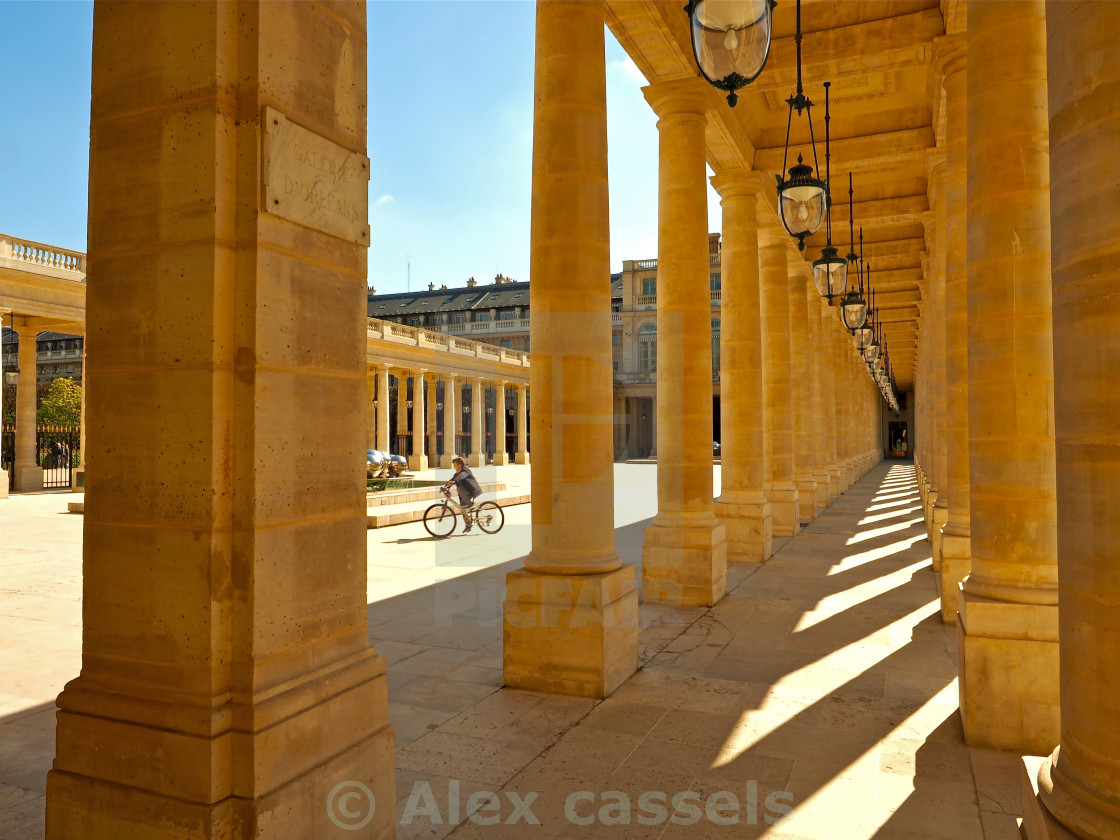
left=37, top=426, right=80, bottom=489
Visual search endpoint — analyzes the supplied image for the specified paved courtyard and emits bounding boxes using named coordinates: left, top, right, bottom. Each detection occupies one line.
left=0, top=463, right=1024, bottom=838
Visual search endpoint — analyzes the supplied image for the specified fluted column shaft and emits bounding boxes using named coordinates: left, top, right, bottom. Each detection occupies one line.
left=13, top=323, right=42, bottom=491
left=505, top=0, right=636, bottom=699
left=376, top=366, right=390, bottom=452
left=1027, top=3, right=1120, bottom=836
left=409, top=370, right=428, bottom=470
left=927, top=166, right=950, bottom=565
left=366, top=366, right=378, bottom=451
left=957, top=0, right=1058, bottom=755
left=493, top=381, right=510, bottom=465
left=470, top=378, right=485, bottom=468
left=396, top=370, right=409, bottom=453
left=440, top=375, right=457, bottom=468
left=515, top=385, right=529, bottom=465
left=711, top=170, right=771, bottom=562
left=0, top=308, right=8, bottom=498
left=427, top=378, right=438, bottom=460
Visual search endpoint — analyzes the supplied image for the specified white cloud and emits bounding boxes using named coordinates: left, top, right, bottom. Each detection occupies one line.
left=610, top=55, right=648, bottom=86
left=372, top=194, right=395, bottom=207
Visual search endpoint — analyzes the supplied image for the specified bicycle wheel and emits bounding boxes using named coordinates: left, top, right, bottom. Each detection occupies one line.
left=423, top=503, right=457, bottom=539
left=474, top=501, right=504, bottom=534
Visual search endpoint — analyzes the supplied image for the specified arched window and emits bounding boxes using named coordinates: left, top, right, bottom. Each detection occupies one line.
left=711, top=320, right=721, bottom=371
left=638, top=323, right=657, bottom=372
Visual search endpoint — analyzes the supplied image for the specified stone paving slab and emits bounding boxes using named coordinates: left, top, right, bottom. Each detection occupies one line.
left=0, top=462, right=1026, bottom=839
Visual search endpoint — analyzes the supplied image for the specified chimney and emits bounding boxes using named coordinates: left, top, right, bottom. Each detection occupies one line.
left=428, top=282, right=435, bottom=291
left=467, top=277, right=477, bottom=287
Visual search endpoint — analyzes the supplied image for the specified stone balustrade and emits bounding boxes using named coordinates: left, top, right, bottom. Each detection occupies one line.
left=0, top=235, right=86, bottom=275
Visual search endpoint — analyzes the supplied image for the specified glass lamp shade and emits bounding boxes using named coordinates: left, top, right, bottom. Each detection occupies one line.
left=839, top=292, right=868, bottom=331
left=3, top=369, right=17, bottom=386
left=812, top=247, right=848, bottom=299
left=687, top=0, right=776, bottom=107
left=863, top=341, right=881, bottom=364
left=778, top=156, right=827, bottom=247
left=852, top=324, right=872, bottom=351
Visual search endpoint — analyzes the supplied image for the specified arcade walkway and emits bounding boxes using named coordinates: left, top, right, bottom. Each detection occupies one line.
left=0, top=462, right=1022, bottom=839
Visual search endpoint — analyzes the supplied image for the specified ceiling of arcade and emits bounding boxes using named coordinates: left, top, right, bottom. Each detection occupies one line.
left=606, top=0, right=965, bottom=391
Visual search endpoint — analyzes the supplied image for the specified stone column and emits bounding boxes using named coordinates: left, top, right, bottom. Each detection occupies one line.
left=957, top=0, right=1058, bottom=754
left=832, top=322, right=851, bottom=493
left=75, top=335, right=86, bottom=490
left=819, top=298, right=842, bottom=500
left=396, top=369, right=409, bottom=454
left=641, top=77, right=727, bottom=607
left=469, top=377, right=486, bottom=468
left=789, top=261, right=818, bottom=521
left=366, top=365, right=378, bottom=452
left=760, top=234, right=801, bottom=530
left=504, top=0, right=637, bottom=699
left=917, top=256, right=933, bottom=517
left=493, top=380, right=510, bottom=465
left=515, top=384, right=529, bottom=465
left=45, top=4, right=394, bottom=837
left=409, top=369, right=428, bottom=471
left=428, top=378, right=439, bottom=462
left=936, top=36, right=971, bottom=623
left=441, top=374, right=458, bottom=468
left=711, top=169, right=772, bottom=563
left=926, top=168, right=949, bottom=569
left=13, top=321, right=42, bottom=491
left=376, top=365, right=390, bottom=451
left=1023, top=4, right=1120, bottom=835
left=808, top=285, right=831, bottom=511
left=0, top=308, right=8, bottom=499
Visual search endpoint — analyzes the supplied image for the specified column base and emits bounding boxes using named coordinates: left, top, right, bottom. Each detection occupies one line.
left=826, top=466, right=841, bottom=502
left=515, top=452, right=530, bottom=465
left=14, top=465, right=43, bottom=491
left=844, top=462, right=855, bottom=488
left=642, top=517, right=727, bottom=607
left=504, top=565, right=638, bottom=698
left=72, top=467, right=85, bottom=490
left=1025, top=748, right=1120, bottom=840
left=764, top=482, right=800, bottom=537
left=46, top=654, right=395, bottom=839
left=795, top=475, right=819, bottom=523
left=938, top=528, right=971, bottom=624
left=493, top=452, right=511, bottom=466
left=957, top=587, right=1059, bottom=754
left=714, top=494, right=772, bottom=563
left=468, top=453, right=486, bottom=468
left=0, top=468, right=7, bottom=499
left=407, top=454, right=429, bottom=471
left=1020, top=756, right=1082, bottom=840
left=439, top=453, right=458, bottom=469
left=929, top=501, right=948, bottom=572
left=838, top=466, right=850, bottom=493
left=812, top=470, right=831, bottom=513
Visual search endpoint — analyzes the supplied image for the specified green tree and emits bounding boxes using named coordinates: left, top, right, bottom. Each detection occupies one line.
left=37, top=377, right=82, bottom=427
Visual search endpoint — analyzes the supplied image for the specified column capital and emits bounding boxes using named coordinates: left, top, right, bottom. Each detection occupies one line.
left=709, top=168, right=770, bottom=201
left=926, top=148, right=947, bottom=182
left=757, top=227, right=791, bottom=250
left=642, top=77, right=710, bottom=120
left=933, top=33, right=967, bottom=81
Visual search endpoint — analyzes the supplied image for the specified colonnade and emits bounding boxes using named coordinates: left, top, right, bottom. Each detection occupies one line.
left=913, top=3, right=1120, bottom=838
left=364, top=364, right=529, bottom=470
left=501, top=0, right=885, bottom=705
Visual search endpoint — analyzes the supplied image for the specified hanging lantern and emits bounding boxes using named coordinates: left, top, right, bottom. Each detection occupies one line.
left=686, top=0, right=777, bottom=107
left=837, top=182, right=868, bottom=331
left=776, top=0, right=827, bottom=250
left=811, top=83, right=846, bottom=299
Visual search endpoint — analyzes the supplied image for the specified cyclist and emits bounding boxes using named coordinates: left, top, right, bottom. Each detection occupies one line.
left=443, top=457, right=483, bottom=532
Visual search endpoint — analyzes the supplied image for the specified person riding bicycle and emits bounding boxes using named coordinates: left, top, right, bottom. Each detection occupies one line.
left=443, top=457, right=483, bottom=532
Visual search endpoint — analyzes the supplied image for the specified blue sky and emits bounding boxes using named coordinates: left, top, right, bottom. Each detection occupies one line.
left=0, top=1, right=720, bottom=296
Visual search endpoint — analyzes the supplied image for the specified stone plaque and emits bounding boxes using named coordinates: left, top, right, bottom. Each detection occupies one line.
left=262, top=106, right=370, bottom=245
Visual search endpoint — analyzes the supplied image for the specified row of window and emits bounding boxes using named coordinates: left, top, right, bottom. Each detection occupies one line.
left=636, top=275, right=721, bottom=297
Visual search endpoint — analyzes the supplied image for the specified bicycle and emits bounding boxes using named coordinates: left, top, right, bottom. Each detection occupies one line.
left=422, top=486, right=505, bottom=539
